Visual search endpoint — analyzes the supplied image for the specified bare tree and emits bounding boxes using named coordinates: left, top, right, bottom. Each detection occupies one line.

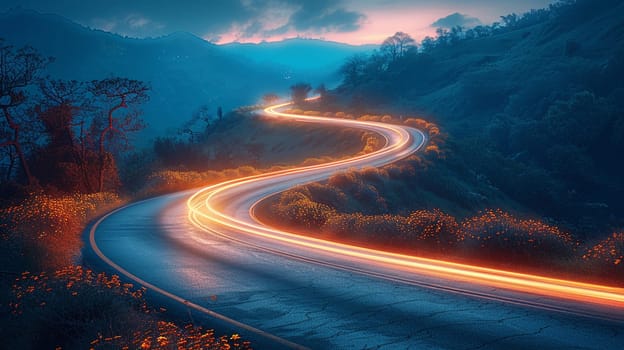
left=38, top=79, right=86, bottom=150
left=381, top=32, right=416, bottom=61
left=36, top=79, right=102, bottom=192
left=290, top=82, right=312, bottom=106
left=90, top=77, right=149, bottom=192
left=0, top=40, right=49, bottom=185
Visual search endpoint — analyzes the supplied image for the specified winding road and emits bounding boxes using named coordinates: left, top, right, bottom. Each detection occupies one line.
left=87, top=102, right=624, bottom=349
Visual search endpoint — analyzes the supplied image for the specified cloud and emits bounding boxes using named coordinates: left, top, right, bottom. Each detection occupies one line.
left=229, top=0, right=365, bottom=41
left=127, top=15, right=150, bottom=29
left=431, top=12, right=482, bottom=28
left=214, top=0, right=365, bottom=42
left=288, top=1, right=365, bottom=33
left=89, top=14, right=164, bottom=38
left=0, top=0, right=365, bottom=41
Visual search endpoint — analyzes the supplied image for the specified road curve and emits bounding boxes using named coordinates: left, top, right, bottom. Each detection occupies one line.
left=88, top=101, right=624, bottom=349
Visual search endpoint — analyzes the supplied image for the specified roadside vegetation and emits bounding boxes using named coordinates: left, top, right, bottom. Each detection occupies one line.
left=2, top=0, right=623, bottom=346
left=0, top=191, right=254, bottom=349
left=0, top=37, right=378, bottom=349
left=255, top=0, right=624, bottom=285
left=330, top=0, right=624, bottom=232
left=257, top=109, right=623, bottom=284
left=8, top=266, right=251, bottom=349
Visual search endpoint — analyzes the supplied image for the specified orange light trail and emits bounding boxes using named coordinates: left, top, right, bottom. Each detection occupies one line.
left=187, top=100, right=624, bottom=310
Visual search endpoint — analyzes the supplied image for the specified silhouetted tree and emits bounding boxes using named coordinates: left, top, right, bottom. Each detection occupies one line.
left=501, top=13, right=519, bottom=27
left=472, top=25, right=490, bottom=38
left=364, top=52, right=389, bottom=76
left=490, top=21, right=502, bottom=33
left=34, top=79, right=97, bottom=191
left=0, top=40, right=50, bottom=185
left=435, top=28, right=450, bottom=46
left=464, top=29, right=476, bottom=40
left=290, top=82, right=312, bottom=106
left=421, top=36, right=436, bottom=51
left=340, top=53, right=367, bottom=87
left=381, top=32, right=416, bottom=61
left=90, top=77, right=149, bottom=192
left=449, top=26, right=464, bottom=43
left=314, top=83, right=337, bottom=108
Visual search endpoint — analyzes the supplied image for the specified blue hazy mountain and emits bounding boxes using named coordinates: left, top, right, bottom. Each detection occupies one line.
left=0, top=9, right=375, bottom=142
left=221, top=38, right=376, bottom=84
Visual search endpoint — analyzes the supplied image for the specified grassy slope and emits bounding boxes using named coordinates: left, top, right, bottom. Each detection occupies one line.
left=208, top=113, right=373, bottom=167
left=134, top=111, right=381, bottom=196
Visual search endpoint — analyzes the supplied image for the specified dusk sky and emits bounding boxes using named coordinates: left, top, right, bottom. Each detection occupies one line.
left=1, top=0, right=556, bottom=44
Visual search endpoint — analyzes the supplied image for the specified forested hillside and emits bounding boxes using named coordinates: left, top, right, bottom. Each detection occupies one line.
left=257, top=0, right=624, bottom=282
left=333, top=0, right=624, bottom=233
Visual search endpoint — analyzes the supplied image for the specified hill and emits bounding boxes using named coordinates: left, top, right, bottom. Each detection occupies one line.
left=250, top=0, right=624, bottom=282
left=322, top=0, right=624, bottom=236
left=0, top=9, right=373, bottom=143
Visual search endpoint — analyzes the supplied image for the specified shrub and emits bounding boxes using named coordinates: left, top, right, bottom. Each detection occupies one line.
left=141, top=167, right=264, bottom=197
left=405, top=210, right=462, bottom=249
left=381, top=115, right=394, bottom=123
left=305, top=182, right=349, bottom=209
left=360, top=133, right=383, bottom=154
left=0, top=192, right=122, bottom=271
left=272, top=189, right=336, bottom=229
left=403, top=118, right=429, bottom=130
left=582, top=232, right=624, bottom=281
left=327, top=169, right=361, bottom=189
left=583, top=232, right=624, bottom=266
left=301, top=156, right=336, bottom=166
left=9, top=266, right=147, bottom=349
left=358, top=114, right=381, bottom=122
left=460, top=209, right=575, bottom=263
left=8, top=266, right=251, bottom=350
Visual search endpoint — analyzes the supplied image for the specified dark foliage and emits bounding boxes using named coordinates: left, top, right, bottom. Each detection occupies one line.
left=332, top=0, right=624, bottom=235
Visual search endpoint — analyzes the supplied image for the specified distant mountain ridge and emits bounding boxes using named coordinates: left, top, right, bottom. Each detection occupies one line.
left=221, top=38, right=376, bottom=73
left=0, top=9, right=374, bottom=142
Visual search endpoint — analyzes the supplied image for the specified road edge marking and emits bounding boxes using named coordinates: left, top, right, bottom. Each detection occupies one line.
left=88, top=197, right=311, bottom=350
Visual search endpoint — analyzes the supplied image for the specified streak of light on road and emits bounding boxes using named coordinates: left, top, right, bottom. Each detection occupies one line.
left=188, top=100, right=624, bottom=310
